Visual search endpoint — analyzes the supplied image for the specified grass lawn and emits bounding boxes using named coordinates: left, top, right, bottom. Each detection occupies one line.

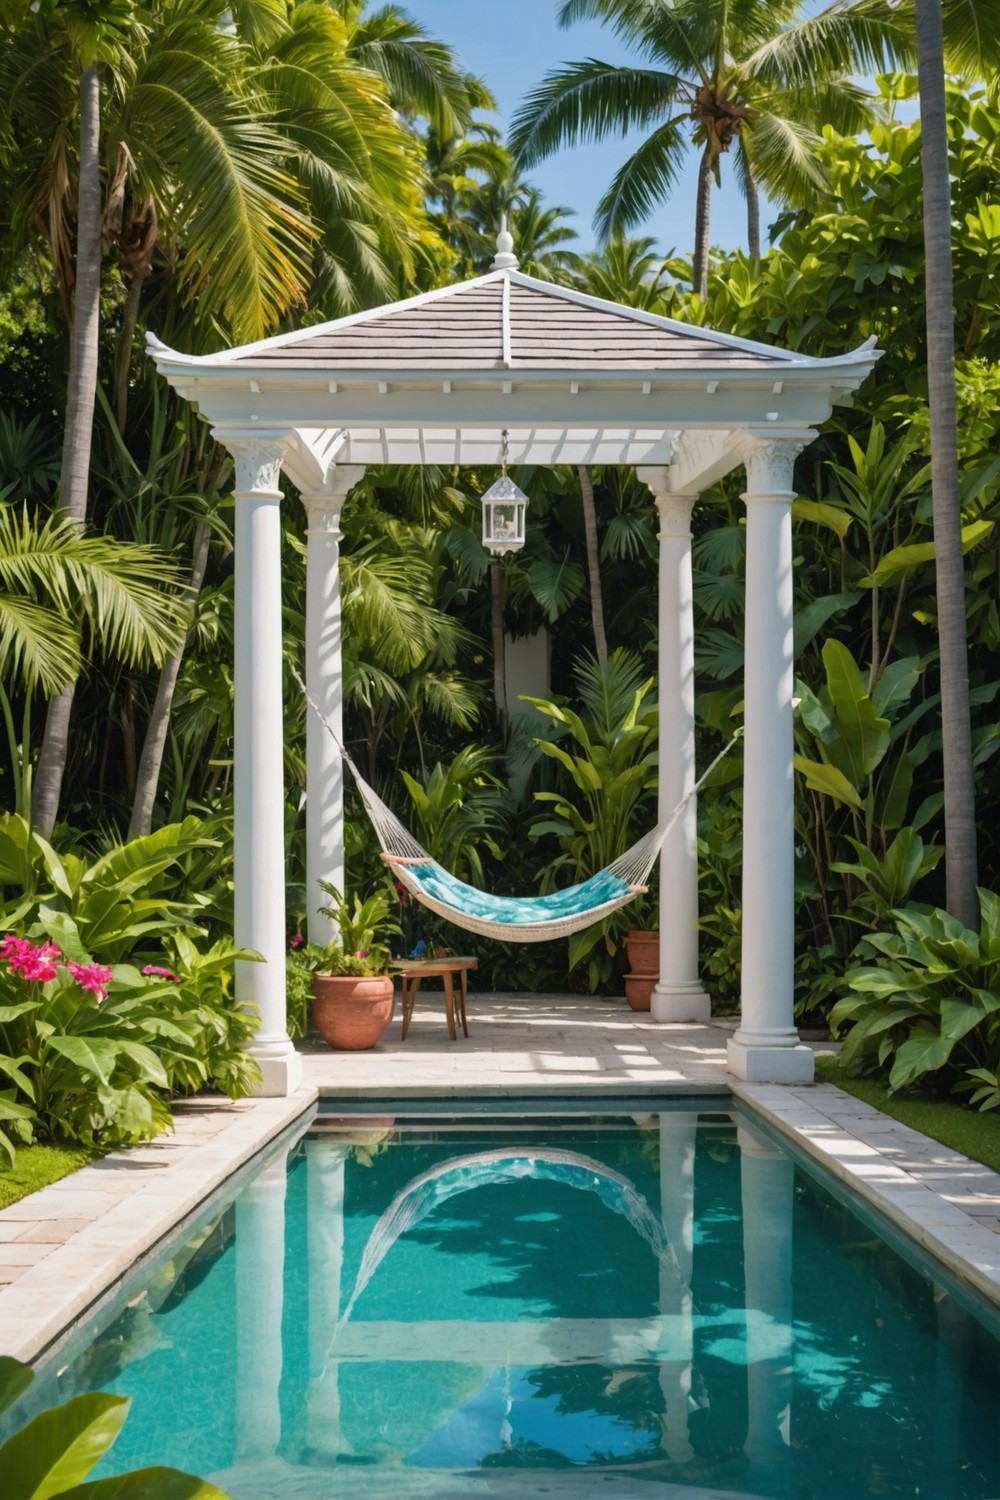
left=0, top=1144, right=102, bottom=1210
left=814, top=1053, right=1000, bottom=1175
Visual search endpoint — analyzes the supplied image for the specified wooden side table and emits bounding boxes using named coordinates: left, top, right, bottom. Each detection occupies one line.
left=392, top=957, right=477, bottom=1040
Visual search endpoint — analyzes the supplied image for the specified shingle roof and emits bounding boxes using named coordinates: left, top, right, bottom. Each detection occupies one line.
left=224, top=272, right=790, bottom=372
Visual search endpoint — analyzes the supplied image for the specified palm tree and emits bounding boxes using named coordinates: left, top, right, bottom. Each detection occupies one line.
left=0, top=503, right=183, bottom=818
left=909, top=0, right=1000, bottom=923
left=510, top=0, right=908, bottom=297
left=1, top=0, right=460, bottom=834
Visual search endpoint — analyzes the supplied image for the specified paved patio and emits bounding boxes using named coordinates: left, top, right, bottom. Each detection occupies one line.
left=300, top=993, right=732, bottom=1095
left=2, top=993, right=1000, bottom=1366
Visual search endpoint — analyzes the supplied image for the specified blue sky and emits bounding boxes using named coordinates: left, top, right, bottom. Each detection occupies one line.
left=407, top=0, right=768, bottom=259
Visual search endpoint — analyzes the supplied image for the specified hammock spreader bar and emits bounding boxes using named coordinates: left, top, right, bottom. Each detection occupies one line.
left=289, top=663, right=740, bottom=942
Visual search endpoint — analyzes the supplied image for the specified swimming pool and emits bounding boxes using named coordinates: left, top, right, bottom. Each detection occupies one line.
left=12, top=1101, right=1000, bottom=1497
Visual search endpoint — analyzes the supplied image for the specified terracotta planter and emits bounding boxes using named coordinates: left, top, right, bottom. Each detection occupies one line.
left=625, top=929, right=659, bottom=978
left=625, top=973, right=656, bottom=1011
left=312, top=974, right=395, bottom=1051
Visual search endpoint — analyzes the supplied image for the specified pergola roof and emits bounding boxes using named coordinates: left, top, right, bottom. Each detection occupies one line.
left=147, top=263, right=880, bottom=491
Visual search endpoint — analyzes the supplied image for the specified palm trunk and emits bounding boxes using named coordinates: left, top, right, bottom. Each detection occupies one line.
left=32, top=62, right=102, bottom=837
left=128, top=517, right=212, bottom=840
left=915, top=0, right=978, bottom=924
left=577, top=465, right=607, bottom=664
left=490, top=560, right=508, bottom=732
left=115, top=265, right=148, bottom=434
left=745, top=156, right=761, bottom=264
left=692, top=143, right=713, bottom=301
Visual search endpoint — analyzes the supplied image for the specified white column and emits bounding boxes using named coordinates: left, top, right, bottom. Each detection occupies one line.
left=301, top=466, right=365, bottom=948
left=306, top=1140, right=351, bottom=1458
left=235, top=1150, right=289, bottom=1461
left=738, top=1122, right=794, bottom=1495
left=657, top=1112, right=699, bottom=1462
left=219, top=431, right=301, bottom=1097
left=728, top=434, right=814, bottom=1085
left=637, top=468, right=710, bottom=1023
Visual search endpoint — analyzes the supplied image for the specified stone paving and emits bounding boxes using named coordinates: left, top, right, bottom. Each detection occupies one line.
left=2, top=992, right=1000, bottom=1365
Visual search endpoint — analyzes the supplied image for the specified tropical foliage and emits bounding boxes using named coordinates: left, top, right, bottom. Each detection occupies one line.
left=0, top=0, right=997, bottom=1119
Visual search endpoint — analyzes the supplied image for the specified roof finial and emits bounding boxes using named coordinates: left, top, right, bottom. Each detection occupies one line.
left=491, top=211, right=519, bottom=271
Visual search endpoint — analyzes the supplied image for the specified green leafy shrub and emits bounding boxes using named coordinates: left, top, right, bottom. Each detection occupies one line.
left=0, top=929, right=259, bottom=1162
left=0, top=1353, right=230, bottom=1499
left=830, top=888, right=1000, bottom=1106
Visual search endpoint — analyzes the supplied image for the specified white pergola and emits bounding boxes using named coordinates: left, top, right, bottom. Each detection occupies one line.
left=149, top=239, right=879, bottom=1095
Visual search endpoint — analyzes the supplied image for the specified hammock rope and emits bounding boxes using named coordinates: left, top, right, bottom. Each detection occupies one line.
left=290, top=663, right=740, bottom=942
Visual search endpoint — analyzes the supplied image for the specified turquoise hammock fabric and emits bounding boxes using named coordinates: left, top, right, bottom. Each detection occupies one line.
left=395, top=862, right=632, bottom=927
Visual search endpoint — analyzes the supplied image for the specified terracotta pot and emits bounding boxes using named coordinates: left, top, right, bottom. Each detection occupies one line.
left=625, top=928, right=659, bottom=978
left=312, top=974, right=395, bottom=1050
left=625, top=973, right=656, bottom=1011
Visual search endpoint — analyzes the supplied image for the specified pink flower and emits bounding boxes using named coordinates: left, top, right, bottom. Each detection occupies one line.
left=67, top=961, right=114, bottom=1002
left=289, top=934, right=305, bottom=951
left=142, top=964, right=181, bottom=983
left=355, top=948, right=370, bottom=959
left=1, top=935, right=61, bottom=983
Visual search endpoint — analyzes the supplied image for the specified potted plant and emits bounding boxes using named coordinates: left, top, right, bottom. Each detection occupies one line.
left=624, top=885, right=659, bottom=1010
left=304, top=886, right=401, bottom=1051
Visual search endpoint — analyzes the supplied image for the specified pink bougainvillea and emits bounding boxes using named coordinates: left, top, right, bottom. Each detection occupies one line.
left=67, top=961, right=114, bottom=1002
left=142, top=964, right=181, bottom=983
left=0, top=935, right=61, bottom=983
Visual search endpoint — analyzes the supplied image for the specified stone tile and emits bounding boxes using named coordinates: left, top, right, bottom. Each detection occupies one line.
left=0, top=1242, right=53, bottom=1266
left=15, top=1219, right=94, bottom=1245
left=0, top=1222, right=28, bottom=1243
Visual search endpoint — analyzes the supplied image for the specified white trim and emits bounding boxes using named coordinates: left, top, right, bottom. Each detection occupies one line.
left=501, top=273, right=512, bottom=368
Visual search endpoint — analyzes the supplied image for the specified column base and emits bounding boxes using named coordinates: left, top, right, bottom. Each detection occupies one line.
left=651, top=982, right=712, bottom=1024
left=250, top=1040, right=303, bottom=1097
left=727, top=1037, right=814, bottom=1084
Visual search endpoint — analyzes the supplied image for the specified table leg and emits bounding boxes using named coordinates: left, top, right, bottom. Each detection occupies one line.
left=458, top=969, right=469, bottom=1037
left=401, top=977, right=421, bottom=1040
left=443, top=972, right=457, bottom=1041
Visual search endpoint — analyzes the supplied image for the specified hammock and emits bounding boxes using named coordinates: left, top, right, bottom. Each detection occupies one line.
left=292, top=664, right=738, bottom=942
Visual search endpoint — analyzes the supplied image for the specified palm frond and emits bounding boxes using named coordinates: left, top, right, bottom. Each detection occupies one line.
left=509, top=61, right=681, bottom=166
left=742, top=111, right=827, bottom=204
left=0, top=594, right=81, bottom=695
left=940, top=0, right=1000, bottom=75
left=741, top=4, right=912, bottom=90
left=594, top=116, right=688, bottom=240
left=349, top=4, right=474, bottom=137
left=125, top=31, right=317, bottom=342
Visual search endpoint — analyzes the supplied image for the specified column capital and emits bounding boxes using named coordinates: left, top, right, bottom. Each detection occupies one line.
left=734, top=429, right=817, bottom=498
left=214, top=430, right=292, bottom=497
left=656, top=493, right=697, bottom=539
left=300, top=465, right=366, bottom=536
left=637, top=466, right=698, bottom=538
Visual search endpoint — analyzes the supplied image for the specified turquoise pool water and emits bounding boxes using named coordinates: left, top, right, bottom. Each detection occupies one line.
left=15, top=1103, right=1000, bottom=1498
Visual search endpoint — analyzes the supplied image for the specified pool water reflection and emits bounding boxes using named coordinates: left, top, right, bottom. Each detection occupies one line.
left=18, top=1106, right=1000, bottom=1498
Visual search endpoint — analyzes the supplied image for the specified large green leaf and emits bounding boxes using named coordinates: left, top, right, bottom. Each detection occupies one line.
left=44, top=1037, right=120, bottom=1088
left=821, top=639, right=890, bottom=786
left=0, top=1393, right=129, bottom=1500
left=793, top=755, right=862, bottom=808
left=865, top=520, right=994, bottom=585
left=888, top=1027, right=958, bottom=1090
left=69, top=1469, right=232, bottom=1500
left=792, top=498, right=853, bottom=539
left=793, top=590, right=860, bottom=657
left=0, top=1357, right=33, bottom=1419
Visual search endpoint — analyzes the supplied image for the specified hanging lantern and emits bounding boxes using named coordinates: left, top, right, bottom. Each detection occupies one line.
left=480, top=429, right=528, bottom=555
